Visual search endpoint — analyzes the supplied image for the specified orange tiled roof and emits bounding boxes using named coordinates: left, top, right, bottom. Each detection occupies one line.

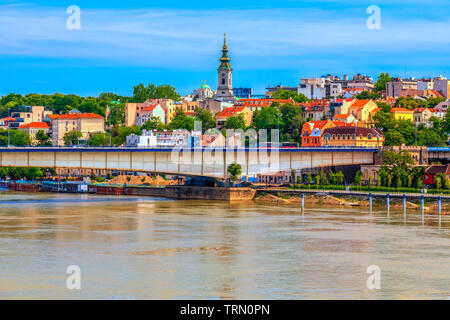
left=216, top=107, right=246, bottom=118
left=142, top=103, right=160, bottom=112
left=333, top=114, right=352, bottom=119
left=55, top=113, right=104, bottom=120
left=349, top=99, right=371, bottom=109
left=18, top=122, right=49, bottom=129
left=1, top=117, right=16, bottom=122
left=391, top=107, right=413, bottom=113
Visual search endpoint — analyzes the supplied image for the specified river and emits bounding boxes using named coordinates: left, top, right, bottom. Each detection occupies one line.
left=0, top=192, right=449, bottom=299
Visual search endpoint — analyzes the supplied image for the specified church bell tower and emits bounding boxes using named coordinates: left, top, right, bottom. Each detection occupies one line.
left=215, top=33, right=235, bottom=101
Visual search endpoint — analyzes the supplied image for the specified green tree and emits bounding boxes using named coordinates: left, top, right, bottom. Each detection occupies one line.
left=0, top=167, right=8, bottom=179
left=88, top=133, right=110, bottom=146
left=280, top=103, right=304, bottom=143
left=225, top=114, right=246, bottom=130
left=315, top=174, right=320, bottom=189
left=435, top=176, right=442, bottom=191
left=272, top=90, right=310, bottom=103
left=306, top=174, right=312, bottom=189
left=63, top=131, right=83, bottom=146
left=354, top=170, right=363, bottom=189
left=35, top=130, right=51, bottom=146
left=169, top=108, right=195, bottom=131
left=374, top=73, right=391, bottom=92
left=227, top=162, right=242, bottom=180
left=141, top=117, right=167, bottom=131
left=328, top=171, right=336, bottom=185
left=335, top=171, right=344, bottom=185
left=253, top=106, right=281, bottom=131
left=195, top=108, right=216, bottom=132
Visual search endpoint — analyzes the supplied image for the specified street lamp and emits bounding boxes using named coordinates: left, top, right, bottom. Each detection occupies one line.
left=108, top=100, right=120, bottom=146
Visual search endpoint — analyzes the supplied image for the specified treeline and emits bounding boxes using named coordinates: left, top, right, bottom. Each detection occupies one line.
left=0, top=167, right=55, bottom=180
left=374, top=100, right=450, bottom=146
left=0, top=83, right=181, bottom=121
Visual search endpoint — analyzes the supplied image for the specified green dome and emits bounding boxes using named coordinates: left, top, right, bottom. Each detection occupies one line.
left=200, top=81, right=210, bottom=90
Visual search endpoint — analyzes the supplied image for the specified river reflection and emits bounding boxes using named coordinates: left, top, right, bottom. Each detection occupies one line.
left=0, top=192, right=449, bottom=299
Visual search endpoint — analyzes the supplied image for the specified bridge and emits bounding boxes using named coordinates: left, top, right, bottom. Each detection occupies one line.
left=0, top=147, right=380, bottom=178
left=427, top=147, right=450, bottom=162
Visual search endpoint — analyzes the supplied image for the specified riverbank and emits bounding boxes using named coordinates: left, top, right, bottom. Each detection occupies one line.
left=254, top=190, right=450, bottom=214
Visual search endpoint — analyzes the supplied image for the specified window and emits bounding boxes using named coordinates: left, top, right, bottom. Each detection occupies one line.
left=368, top=134, right=372, bottom=139
left=222, top=79, right=225, bottom=85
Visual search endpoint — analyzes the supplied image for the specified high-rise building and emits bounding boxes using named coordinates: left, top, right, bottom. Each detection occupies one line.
left=215, top=34, right=235, bottom=101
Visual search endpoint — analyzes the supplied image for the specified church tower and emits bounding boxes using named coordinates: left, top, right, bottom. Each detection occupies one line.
left=215, top=33, right=235, bottom=101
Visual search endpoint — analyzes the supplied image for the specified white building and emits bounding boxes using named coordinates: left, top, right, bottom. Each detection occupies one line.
left=298, top=78, right=326, bottom=99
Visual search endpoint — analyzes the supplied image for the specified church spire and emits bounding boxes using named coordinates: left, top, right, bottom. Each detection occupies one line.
left=219, top=33, right=231, bottom=70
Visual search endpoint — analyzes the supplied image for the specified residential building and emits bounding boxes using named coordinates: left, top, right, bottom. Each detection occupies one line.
left=234, top=98, right=293, bottom=112
left=417, top=79, right=434, bottom=90
left=329, top=99, right=355, bottom=116
left=9, top=106, right=53, bottom=128
left=386, top=77, right=418, bottom=97
left=298, top=78, right=326, bottom=100
left=342, top=88, right=366, bottom=99
left=322, top=127, right=384, bottom=147
left=332, top=113, right=356, bottom=124
left=17, top=122, right=50, bottom=145
left=413, top=108, right=435, bottom=126
left=434, top=78, right=450, bottom=99
left=423, top=164, right=450, bottom=186
left=0, top=117, right=15, bottom=130
left=52, top=110, right=104, bottom=146
left=390, top=107, right=414, bottom=121
left=215, top=106, right=252, bottom=128
left=347, top=99, right=378, bottom=122
left=137, top=103, right=166, bottom=126
left=301, top=119, right=335, bottom=147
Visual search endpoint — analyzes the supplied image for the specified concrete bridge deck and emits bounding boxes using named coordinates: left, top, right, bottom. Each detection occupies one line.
left=0, top=146, right=380, bottom=178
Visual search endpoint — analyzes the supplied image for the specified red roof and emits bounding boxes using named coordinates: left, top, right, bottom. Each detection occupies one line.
left=1, top=117, right=16, bottom=122
left=333, top=114, right=352, bottom=119
left=18, top=122, right=49, bottom=129
left=216, top=107, right=246, bottom=118
left=55, top=113, right=104, bottom=120
left=391, top=107, right=413, bottom=113
left=142, top=103, right=160, bottom=112
left=349, top=99, right=372, bottom=109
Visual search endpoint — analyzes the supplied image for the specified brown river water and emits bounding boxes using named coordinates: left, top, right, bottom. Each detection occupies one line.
left=0, top=192, right=449, bottom=299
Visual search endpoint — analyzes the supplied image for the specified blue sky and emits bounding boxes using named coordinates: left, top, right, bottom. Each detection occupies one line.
left=1, top=0, right=450, bottom=96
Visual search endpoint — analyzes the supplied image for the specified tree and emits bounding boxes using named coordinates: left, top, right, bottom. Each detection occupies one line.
left=88, top=133, right=109, bottom=146
left=132, top=83, right=156, bottom=103
left=35, top=130, right=51, bottom=146
left=271, top=89, right=310, bottom=103
left=141, top=117, right=167, bottom=131
left=225, top=114, right=246, bottom=130
left=335, top=171, right=344, bottom=185
left=306, top=174, right=312, bottom=188
left=195, top=108, right=216, bottom=132
left=435, top=176, right=442, bottom=191
left=374, top=73, right=391, bottom=92
left=227, top=163, right=242, bottom=180
left=169, top=108, right=195, bottom=131
left=280, top=103, right=304, bottom=143
left=63, top=131, right=83, bottom=146
left=355, top=91, right=381, bottom=100
left=253, top=106, right=281, bottom=131
left=328, top=171, right=336, bottom=185
left=2, top=130, right=32, bottom=146
left=315, top=174, right=320, bottom=189
left=108, top=102, right=126, bottom=126
left=0, top=167, right=8, bottom=179
left=24, top=167, right=44, bottom=180
left=354, top=171, right=363, bottom=189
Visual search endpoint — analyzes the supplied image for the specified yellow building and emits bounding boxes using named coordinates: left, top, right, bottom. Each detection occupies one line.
left=390, top=107, right=414, bottom=121
left=52, top=111, right=104, bottom=146
left=322, top=126, right=384, bottom=148
left=215, top=106, right=252, bottom=128
left=347, top=99, right=378, bottom=122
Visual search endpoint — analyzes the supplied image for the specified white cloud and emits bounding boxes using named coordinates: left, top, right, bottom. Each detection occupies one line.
left=0, top=4, right=449, bottom=69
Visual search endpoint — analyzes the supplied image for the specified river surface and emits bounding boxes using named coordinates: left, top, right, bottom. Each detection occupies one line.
left=0, top=192, right=449, bottom=299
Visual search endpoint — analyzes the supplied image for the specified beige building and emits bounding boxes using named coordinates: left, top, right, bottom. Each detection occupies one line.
left=52, top=111, right=104, bottom=146
left=347, top=99, right=378, bottom=122
left=11, top=106, right=53, bottom=125
left=17, top=122, right=50, bottom=145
